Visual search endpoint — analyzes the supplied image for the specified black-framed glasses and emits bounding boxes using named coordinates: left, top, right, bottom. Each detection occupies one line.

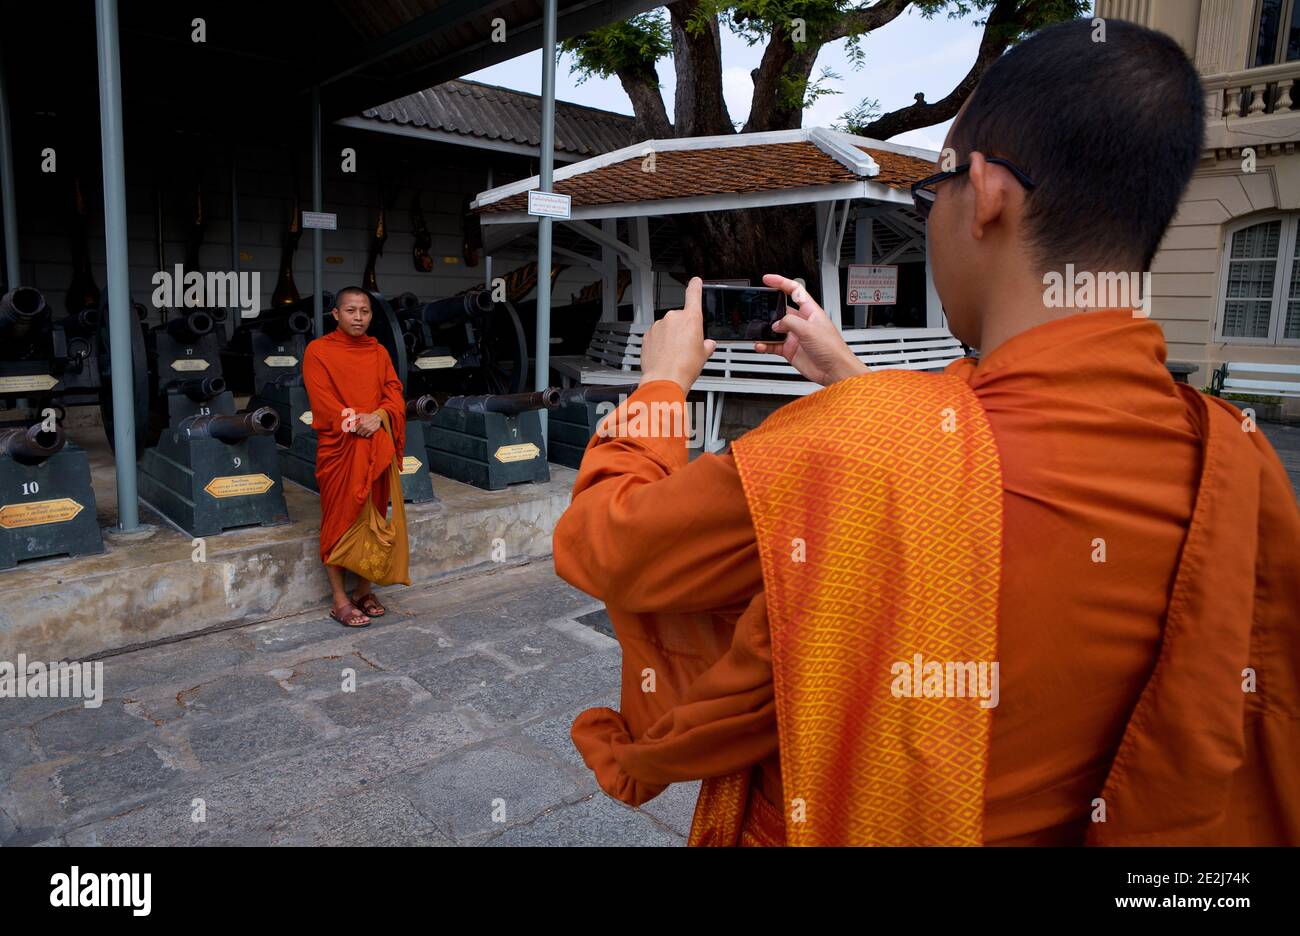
left=910, top=157, right=1037, bottom=219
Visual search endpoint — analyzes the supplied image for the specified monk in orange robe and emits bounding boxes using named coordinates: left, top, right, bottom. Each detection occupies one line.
left=303, top=287, right=407, bottom=628
left=553, top=20, right=1300, bottom=845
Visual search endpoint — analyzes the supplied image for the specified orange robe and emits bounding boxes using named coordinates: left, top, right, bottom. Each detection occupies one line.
left=554, top=309, right=1300, bottom=845
left=303, top=329, right=407, bottom=562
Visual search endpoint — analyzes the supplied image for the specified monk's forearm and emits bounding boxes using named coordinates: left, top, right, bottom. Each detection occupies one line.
left=554, top=380, right=761, bottom=612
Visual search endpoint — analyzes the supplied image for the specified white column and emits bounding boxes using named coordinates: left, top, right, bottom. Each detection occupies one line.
left=629, top=215, right=653, bottom=327
left=600, top=217, right=618, bottom=322
left=925, top=254, right=945, bottom=329
left=853, top=208, right=871, bottom=329
left=816, top=201, right=844, bottom=332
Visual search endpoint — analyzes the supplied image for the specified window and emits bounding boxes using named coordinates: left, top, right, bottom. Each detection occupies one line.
left=1253, top=0, right=1300, bottom=66
left=1218, top=216, right=1300, bottom=345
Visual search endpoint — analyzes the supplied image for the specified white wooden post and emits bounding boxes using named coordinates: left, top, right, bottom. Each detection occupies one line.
left=600, top=217, right=618, bottom=322
left=854, top=207, right=871, bottom=329
left=816, top=201, right=845, bottom=332
left=629, top=215, right=654, bottom=327
left=925, top=245, right=945, bottom=329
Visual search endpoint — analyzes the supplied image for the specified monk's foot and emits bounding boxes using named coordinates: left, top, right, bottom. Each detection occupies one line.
left=330, top=601, right=370, bottom=628
left=351, top=590, right=386, bottom=617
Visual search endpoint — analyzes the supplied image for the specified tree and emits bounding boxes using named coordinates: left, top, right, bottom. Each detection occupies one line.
left=561, top=1, right=1087, bottom=289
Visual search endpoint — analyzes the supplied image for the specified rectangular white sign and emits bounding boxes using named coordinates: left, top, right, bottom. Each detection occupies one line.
left=528, top=190, right=572, bottom=220
left=847, top=264, right=898, bottom=305
left=302, top=211, right=337, bottom=230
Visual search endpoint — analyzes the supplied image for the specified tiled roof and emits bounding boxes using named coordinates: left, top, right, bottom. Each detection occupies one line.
left=859, top=147, right=935, bottom=188
left=475, top=132, right=937, bottom=214
left=359, top=79, right=637, bottom=159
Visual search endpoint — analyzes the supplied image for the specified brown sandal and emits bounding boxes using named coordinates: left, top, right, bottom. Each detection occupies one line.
left=352, top=591, right=386, bottom=617
left=330, top=602, right=371, bottom=628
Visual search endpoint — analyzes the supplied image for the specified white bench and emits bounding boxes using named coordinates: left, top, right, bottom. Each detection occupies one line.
left=1211, top=362, right=1300, bottom=399
left=551, top=321, right=967, bottom=452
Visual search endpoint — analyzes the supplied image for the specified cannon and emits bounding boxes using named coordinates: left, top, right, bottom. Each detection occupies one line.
left=0, top=417, right=102, bottom=568
left=396, top=288, right=529, bottom=397
left=424, top=389, right=560, bottom=490
left=220, top=293, right=324, bottom=402
left=180, top=407, right=279, bottom=443
left=132, top=302, right=289, bottom=536
left=547, top=384, right=639, bottom=469
left=0, top=287, right=106, bottom=567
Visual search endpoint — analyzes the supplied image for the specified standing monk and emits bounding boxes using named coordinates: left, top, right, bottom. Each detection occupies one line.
left=553, top=19, right=1300, bottom=845
left=303, top=287, right=407, bottom=628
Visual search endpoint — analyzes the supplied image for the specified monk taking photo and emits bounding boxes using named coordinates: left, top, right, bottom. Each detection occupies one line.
left=554, top=19, right=1300, bottom=846
left=303, top=287, right=409, bottom=628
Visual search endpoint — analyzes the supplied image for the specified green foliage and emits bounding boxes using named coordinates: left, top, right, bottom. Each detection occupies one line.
left=832, top=96, right=882, bottom=133
left=559, top=11, right=672, bottom=84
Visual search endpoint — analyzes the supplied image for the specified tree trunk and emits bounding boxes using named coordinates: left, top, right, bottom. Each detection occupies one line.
left=667, top=1, right=733, bottom=136
left=616, top=65, right=673, bottom=140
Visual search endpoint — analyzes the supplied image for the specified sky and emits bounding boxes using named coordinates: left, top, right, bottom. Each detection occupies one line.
left=464, top=5, right=989, bottom=153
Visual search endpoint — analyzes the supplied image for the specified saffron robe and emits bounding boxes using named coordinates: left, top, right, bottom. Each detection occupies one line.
left=553, top=309, right=1300, bottom=845
left=303, top=329, right=407, bottom=563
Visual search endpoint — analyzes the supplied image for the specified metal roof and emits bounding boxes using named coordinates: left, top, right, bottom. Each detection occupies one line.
left=350, top=80, right=637, bottom=160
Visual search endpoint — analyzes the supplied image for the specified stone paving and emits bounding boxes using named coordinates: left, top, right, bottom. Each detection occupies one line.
left=0, top=561, right=698, bottom=846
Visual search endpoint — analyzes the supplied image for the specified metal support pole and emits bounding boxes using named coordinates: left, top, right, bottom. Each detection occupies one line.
left=229, top=149, right=240, bottom=338
left=0, top=40, right=20, bottom=288
left=484, top=165, right=494, bottom=290
left=534, top=0, right=558, bottom=441
left=94, top=0, right=139, bottom=531
left=311, top=84, right=324, bottom=336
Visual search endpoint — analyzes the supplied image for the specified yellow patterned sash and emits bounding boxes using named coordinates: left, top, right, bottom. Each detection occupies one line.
left=694, top=370, right=1003, bottom=846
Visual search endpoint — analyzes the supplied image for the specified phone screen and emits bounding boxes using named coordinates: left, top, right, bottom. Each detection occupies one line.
left=699, top=285, right=787, bottom=343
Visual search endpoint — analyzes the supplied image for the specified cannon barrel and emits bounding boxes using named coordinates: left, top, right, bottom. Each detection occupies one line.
left=443, top=388, right=561, bottom=415
left=182, top=406, right=279, bottom=443
left=65, top=306, right=99, bottom=333
left=0, top=423, right=66, bottom=462
left=406, top=394, right=439, bottom=420
left=412, top=289, right=495, bottom=327
left=249, top=304, right=313, bottom=339
left=173, top=375, right=227, bottom=401
left=0, top=287, right=50, bottom=342
left=556, top=385, right=638, bottom=406
left=164, top=310, right=215, bottom=343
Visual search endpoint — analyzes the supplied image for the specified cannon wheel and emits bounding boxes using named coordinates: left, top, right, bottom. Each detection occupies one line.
left=96, top=297, right=153, bottom=458
left=477, top=300, right=528, bottom=395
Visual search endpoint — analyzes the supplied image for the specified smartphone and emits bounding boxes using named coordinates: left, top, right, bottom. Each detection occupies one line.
left=699, top=284, right=787, bottom=343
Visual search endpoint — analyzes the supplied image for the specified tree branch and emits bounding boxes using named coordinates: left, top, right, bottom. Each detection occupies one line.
left=859, top=0, right=1025, bottom=140
left=830, top=0, right=913, bottom=40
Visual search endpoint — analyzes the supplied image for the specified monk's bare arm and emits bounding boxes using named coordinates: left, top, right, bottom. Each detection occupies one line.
left=553, top=379, right=761, bottom=614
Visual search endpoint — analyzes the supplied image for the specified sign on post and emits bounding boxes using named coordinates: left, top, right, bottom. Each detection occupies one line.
left=847, top=264, right=898, bottom=305
left=302, top=211, right=337, bottom=230
left=528, top=191, right=572, bottom=220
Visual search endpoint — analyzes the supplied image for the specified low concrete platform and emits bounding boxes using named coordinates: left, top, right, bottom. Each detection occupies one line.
left=0, top=425, right=577, bottom=662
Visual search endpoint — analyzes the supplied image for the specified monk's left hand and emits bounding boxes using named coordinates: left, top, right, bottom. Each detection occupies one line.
left=354, top=411, right=383, bottom=437
left=639, top=276, right=715, bottom=394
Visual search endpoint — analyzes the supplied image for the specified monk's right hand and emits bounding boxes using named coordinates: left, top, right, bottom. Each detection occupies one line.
left=757, top=274, right=867, bottom=387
